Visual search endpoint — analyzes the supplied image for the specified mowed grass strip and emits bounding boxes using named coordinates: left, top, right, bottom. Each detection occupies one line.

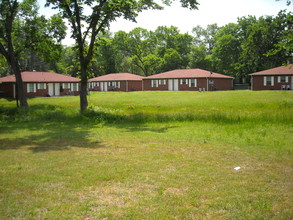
left=0, top=91, right=292, bottom=219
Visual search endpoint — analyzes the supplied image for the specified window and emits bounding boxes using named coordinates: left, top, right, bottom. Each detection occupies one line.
left=72, top=83, right=78, bottom=91
left=278, top=76, right=288, bottom=83
left=264, top=76, right=274, bottom=86
left=63, top=83, right=70, bottom=89
left=189, top=79, right=197, bottom=87
left=151, top=80, right=158, bottom=88
left=115, top=82, right=120, bottom=88
left=159, top=80, right=166, bottom=85
left=27, top=83, right=36, bottom=93
left=180, top=79, right=188, bottom=85
left=37, top=83, right=46, bottom=90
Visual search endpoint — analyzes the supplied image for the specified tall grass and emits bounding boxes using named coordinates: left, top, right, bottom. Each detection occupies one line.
left=1, top=91, right=292, bottom=124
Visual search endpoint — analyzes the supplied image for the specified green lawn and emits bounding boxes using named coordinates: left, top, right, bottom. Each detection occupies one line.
left=0, top=91, right=292, bottom=219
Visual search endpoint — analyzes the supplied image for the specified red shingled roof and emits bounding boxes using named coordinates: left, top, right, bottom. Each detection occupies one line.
left=145, top=69, right=233, bottom=79
left=249, top=65, right=293, bottom=75
left=89, top=73, right=144, bottom=81
left=0, top=71, right=80, bottom=82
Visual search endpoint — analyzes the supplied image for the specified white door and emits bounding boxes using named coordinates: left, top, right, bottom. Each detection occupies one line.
left=174, top=79, right=179, bottom=91
left=168, top=79, right=173, bottom=91
left=104, top=82, right=108, bottom=92
left=48, top=83, right=54, bottom=96
left=101, top=82, right=104, bottom=91
left=291, top=76, right=293, bottom=90
left=55, top=83, right=60, bottom=96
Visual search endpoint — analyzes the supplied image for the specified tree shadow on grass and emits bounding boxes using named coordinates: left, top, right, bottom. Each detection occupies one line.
left=0, top=121, right=107, bottom=153
left=0, top=104, right=181, bottom=153
left=0, top=105, right=108, bottom=152
left=121, top=125, right=177, bottom=133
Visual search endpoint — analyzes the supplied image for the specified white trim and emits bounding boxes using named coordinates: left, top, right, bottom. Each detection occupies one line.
left=151, top=80, right=158, bottom=88
left=271, top=76, right=274, bottom=86
left=189, top=79, right=197, bottom=87
left=13, top=84, right=16, bottom=98
left=37, top=83, right=46, bottom=90
left=180, top=79, right=188, bottom=85
left=27, top=83, right=36, bottom=93
left=264, top=76, right=267, bottom=86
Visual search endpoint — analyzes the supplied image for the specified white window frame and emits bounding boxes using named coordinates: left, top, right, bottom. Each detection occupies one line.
left=189, top=79, right=197, bottom=87
left=180, top=79, right=188, bottom=85
left=278, top=76, right=288, bottom=83
left=151, top=80, right=158, bottom=88
left=159, top=80, right=166, bottom=85
left=27, top=83, right=36, bottom=93
left=71, top=83, right=78, bottom=91
left=37, top=83, right=46, bottom=90
left=264, top=76, right=274, bottom=86
left=63, top=83, right=70, bottom=89
left=115, top=81, right=120, bottom=88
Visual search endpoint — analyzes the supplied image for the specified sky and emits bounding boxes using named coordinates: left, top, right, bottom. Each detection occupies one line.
left=39, top=0, right=292, bottom=45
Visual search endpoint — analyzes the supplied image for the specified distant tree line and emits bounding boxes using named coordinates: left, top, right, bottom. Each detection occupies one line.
left=1, top=10, right=291, bottom=81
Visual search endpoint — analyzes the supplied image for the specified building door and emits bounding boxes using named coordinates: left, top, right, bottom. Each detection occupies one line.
left=55, top=83, right=60, bottom=96
left=291, top=76, right=293, bottom=90
left=168, top=79, right=173, bottom=91
left=174, top=79, right=179, bottom=91
left=104, top=82, right=108, bottom=92
left=48, top=83, right=54, bottom=96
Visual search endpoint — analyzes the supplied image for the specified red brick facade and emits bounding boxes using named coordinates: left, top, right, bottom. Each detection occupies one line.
left=0, top=82, right=80, bottom=98
left=143, top=78, right=233, bottom=91
left=251, top=75, right=293, bottom=91
left=89, top=80, right=142, bottom=92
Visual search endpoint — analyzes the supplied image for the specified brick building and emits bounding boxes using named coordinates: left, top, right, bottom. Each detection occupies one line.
left=0, top=71, right=80, bottom=98
left=88, top=73, right=144, bottom=92
left=249, top=65, right=293, bottom=91
left=143, top=69, right=233, bottom=91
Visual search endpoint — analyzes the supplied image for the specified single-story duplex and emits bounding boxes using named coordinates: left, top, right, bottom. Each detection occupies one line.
left=249, top=65, right=293, bottom=90
left=143, top=69, right=234, bottom=91
left=88, top=73, right=144, bottom=92
left=0, top=71, right=80, bottom=98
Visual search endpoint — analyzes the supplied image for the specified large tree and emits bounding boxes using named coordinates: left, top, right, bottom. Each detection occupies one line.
left=46, top=0, right=199, bottom=112
left=0, top=0, right=66, bottom=108
left=0, top=0, right=30, bottom=108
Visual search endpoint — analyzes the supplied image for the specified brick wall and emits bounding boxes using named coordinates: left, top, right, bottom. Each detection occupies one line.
left=0, top=82, right=14, bottom=98
left=143, top=78, right=233, bottom=91
left=0, top=82, right=80, bottom=98
left=252, top=75, right=292, bottom=90
left=89, top=81, right=143, bottom=92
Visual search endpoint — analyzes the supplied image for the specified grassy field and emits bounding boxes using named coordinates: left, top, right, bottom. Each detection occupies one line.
left=0, top=90, right=292, bottom=219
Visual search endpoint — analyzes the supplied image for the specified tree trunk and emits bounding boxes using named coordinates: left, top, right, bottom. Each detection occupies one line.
left=10, top=54, right=29, bottom=109
left=80, top=80, right=88, bottom=112
left=79, top=64, right=88, bottom=112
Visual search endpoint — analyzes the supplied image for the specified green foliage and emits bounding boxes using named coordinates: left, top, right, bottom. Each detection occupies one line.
left=0, top=0, right=66, bottom=72
left=82, top=11, right=292, bottom=79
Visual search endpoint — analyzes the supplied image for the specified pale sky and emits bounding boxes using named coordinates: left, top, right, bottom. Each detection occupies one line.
left=110, top=0, right=291, bottom=33
left=39, top=0, right=292, bottom=45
